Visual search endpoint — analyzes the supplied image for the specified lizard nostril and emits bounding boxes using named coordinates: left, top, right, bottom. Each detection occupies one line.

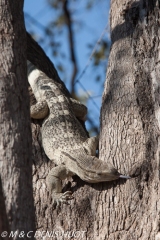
left=97, top=173, right=102, bottom=176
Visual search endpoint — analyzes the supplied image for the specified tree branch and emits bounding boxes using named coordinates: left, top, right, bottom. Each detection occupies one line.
left=27, top=31, right=71, bottom=98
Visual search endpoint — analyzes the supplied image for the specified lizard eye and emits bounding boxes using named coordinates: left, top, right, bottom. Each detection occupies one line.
left=97, top=172, right=102, bottom=176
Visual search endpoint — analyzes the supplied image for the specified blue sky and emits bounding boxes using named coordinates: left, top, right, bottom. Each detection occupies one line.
left=24, top=0, right=110, bottom=134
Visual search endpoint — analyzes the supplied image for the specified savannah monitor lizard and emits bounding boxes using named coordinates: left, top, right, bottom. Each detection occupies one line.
left=28, top=60, right=130, bottom=206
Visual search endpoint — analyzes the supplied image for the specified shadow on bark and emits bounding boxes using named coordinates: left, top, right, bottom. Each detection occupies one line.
left=111, top=0, right=157, bottom=43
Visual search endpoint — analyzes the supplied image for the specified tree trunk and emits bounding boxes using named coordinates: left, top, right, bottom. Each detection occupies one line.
left=30, top=0, right=160, bottom=239
left=99, top=0, right=160, bottom=239
left=0, top=0, right=35, bottom=238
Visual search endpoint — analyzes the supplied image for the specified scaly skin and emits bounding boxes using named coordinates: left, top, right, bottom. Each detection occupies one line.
left=28, top=61, right=130, bottom=206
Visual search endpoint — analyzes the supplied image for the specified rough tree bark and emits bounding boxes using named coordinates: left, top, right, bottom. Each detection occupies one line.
left=29, top=0, right=160, bottom=239
left=0, top=0, right=35, bottom=239
left=99, top=0, right=160, bottom=239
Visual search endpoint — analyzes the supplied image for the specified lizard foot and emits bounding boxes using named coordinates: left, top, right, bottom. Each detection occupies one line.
left=53, top=191, right=73, bottom=207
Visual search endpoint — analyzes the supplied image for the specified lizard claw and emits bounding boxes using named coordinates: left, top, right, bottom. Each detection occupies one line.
left=53, top=191, right=73, bottom=207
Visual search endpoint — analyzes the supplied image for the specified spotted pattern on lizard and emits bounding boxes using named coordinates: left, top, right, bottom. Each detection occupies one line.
left=28, top=61, right=131, bottom=206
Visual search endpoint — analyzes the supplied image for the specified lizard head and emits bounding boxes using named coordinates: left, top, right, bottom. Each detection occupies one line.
left=87, top=163, right=131, bottom=183
left=95, top=165, right=122, bottom=182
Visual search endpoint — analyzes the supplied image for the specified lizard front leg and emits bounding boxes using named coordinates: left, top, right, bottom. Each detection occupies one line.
left=46, top=165, right=74, bottom=206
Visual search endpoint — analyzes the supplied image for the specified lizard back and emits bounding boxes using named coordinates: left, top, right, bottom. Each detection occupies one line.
left=28, top=68, right=88, bottom=161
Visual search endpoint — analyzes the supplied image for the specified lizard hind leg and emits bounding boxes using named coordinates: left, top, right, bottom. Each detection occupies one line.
left=82, top=136, right=99, bottom=156
left=46, top=165, right=74, bottom=206
left=70, top=98, right=87, bottom=121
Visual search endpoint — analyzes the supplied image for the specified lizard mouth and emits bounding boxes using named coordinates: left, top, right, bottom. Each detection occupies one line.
left=79, top=171, right=121, bottom=183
